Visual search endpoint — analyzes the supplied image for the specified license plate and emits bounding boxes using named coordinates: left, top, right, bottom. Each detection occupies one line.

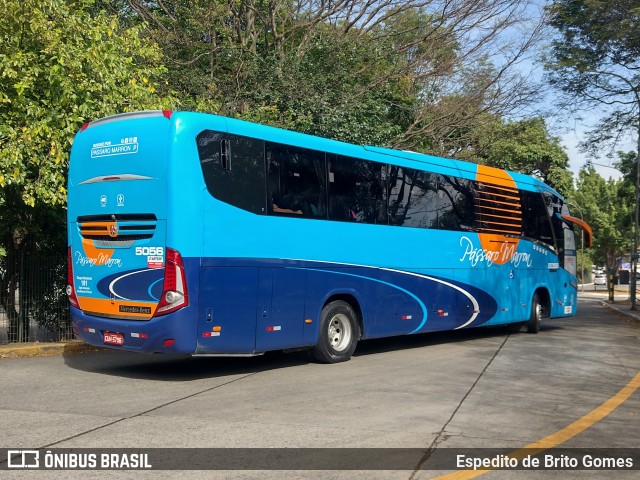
left=103, top=332, right=124, bottom=346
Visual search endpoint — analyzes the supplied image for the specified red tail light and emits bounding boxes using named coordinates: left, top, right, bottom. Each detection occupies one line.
left=67, top=246, right=79, bottom=307
left=154, top=247, right=188, bottom=316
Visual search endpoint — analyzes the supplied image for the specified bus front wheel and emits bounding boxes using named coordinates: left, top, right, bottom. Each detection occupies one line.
left=311, top=300, right=360, bottom=363
left=526, top=294, right=543, bottom=334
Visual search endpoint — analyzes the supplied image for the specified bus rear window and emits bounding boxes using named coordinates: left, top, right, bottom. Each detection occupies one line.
left=197, top=130, right=266, bottom=215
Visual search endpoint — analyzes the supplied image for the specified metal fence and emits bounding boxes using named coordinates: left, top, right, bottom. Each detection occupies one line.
left=0, top=254, right=73, bottom=345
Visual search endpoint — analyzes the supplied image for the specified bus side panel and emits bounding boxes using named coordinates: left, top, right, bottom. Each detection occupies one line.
left=302, top=266, right=425, bottom=340
left=457, top=263, right=522, bottom=326
left=196, top=266, right=259, bottom=353
left=255, top=267, right=306, bottom=352
left=549, top=269, right=577, bottom=318
left=301, top=264, right=498, bottom=340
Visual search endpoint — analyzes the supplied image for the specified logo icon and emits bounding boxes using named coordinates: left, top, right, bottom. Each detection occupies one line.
left=109, top=223, right=118, bottom=238
left=117, top=194, right=125, bottom=207
left=8, top=450, right=40, bottom=468
left=100, top=195, right=107, bottom=208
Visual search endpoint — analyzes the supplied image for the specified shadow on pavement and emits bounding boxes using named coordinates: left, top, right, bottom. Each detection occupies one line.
left=62, top=323, right=562, bottom=381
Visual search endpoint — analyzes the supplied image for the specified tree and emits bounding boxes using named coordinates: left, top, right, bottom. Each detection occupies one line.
left=545, top=0, right=640, bottom=152
left=545, top=0, right=640, bottom=166
left=107, top=1, right=545, bottom=152
left=572, top=165, right=633, bottom=271
left=545, top=0, right=640, bottom=305
left=0, top=0, right=174, bottom=341
left=465, top=117, right=574, bottom=196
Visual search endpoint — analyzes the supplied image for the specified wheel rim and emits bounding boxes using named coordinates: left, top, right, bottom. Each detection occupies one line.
left=327, top=313, right=352, bottom=352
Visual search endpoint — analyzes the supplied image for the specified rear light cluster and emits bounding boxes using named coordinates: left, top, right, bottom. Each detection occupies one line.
left=67, top=246, right=79, bottom=307
left=154, top=247, right=189, bottom=316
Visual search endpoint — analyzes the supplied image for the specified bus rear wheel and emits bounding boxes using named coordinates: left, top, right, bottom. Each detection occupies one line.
left=311, top=300, right=360, bottom=363
left=526, top=294, right=543, bottom=333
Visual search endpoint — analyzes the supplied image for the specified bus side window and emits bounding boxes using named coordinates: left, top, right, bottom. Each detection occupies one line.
left=436, top=175, right=475, bottom=231
left=328, top=155, right=387, bottom=224
left=388, top=169, right=475, bottom=231
left=266, top=142, right=326, bottom=219
left=544, top=194, right=575, bottom=269
left=520, top=190, right=555, bottom=248
left=388, top=167, right=433, bottom=228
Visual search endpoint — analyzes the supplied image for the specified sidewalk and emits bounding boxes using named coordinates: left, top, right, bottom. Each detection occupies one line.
left=579, top=283, right=640, bottom=323
left=0, top=340, right=101, bottom=359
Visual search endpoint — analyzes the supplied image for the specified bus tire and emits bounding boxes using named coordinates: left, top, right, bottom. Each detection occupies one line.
left=311, top=300, right=360, bottom=363
left=526, top=294, right=542, bottom=334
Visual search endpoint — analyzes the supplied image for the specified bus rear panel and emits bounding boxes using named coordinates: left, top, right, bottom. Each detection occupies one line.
left=68, top=111, right=196, bottom=353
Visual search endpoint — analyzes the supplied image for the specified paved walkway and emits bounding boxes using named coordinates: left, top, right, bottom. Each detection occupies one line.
left=578, top=282, right=640, bottom=323
left=0, top=339, right=101, bottom=359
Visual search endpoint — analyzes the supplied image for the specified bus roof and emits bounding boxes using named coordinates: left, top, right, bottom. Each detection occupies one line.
left=77, top=110, right=564, bottom=200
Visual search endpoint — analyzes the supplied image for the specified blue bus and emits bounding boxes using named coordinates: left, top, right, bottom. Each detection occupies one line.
left=67, top=110, right=592, bottom=362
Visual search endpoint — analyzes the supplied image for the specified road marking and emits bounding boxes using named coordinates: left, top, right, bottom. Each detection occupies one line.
left=431, top=371, right=640, bottom=479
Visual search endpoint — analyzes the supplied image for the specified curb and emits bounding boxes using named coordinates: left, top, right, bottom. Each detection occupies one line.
left=600, top=301, right=640, bottom=324
left=0, top=341, right=102, bottom=359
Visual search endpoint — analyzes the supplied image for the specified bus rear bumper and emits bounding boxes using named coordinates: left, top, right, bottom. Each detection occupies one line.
left=70, top=306, right=197, bottom=354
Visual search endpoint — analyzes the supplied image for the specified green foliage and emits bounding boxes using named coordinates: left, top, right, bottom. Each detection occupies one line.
left=112, top=1, right=541, bottom=155
left=235, top=26, right=408, bottom=146
left=545, top=0, right=640, bottom=150
left=572, top=165, right=633, bottom=268
left=0, top=0, right=174, bottom=338
left=546, top=0, right=640, bottom=75
left=466, top=117, right=574, bottom=196
left=0, top=0, right=174, bottom=208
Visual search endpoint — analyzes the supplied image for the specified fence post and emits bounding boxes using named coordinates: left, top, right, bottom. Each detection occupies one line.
left=18, top=248, right=25, bottom=342
left=608, top=270, right=615, bottom=303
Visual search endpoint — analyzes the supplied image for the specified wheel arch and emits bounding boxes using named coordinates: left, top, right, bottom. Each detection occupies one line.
left=533, top=286, right=551, bottom=318
left=322, top=292, right=364, bottom=340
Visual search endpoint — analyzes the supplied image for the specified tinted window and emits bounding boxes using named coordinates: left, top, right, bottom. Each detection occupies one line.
left=388, top=167, right=433, bottom=228
left=197, top=131, right=266, bottom=214
left=388, top=168, right=474, bottom=230
left=328, top=155, right=387, bottom=224
left=522, top=192, right=577, bottom=274
left=520, top=190, right=554, bottom=246
left=544, top=193, right=575, bottom=257
left=438, top=175, right=475, bottom=231
left=267, top=142, right=326, bottom=219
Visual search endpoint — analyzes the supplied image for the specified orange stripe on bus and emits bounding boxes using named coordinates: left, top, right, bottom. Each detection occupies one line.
left=476, top=165, right=517, bottom=188
left=78, top=297, right=156, bottom=319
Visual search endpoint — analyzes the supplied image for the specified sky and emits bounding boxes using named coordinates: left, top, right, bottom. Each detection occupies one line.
left=561, top=126, right=627, bottom=182
left=512, top=0, right=635, bottom=183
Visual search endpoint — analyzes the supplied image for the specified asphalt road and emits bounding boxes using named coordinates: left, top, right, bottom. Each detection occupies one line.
left=0, top=296, right=638, bottom=479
